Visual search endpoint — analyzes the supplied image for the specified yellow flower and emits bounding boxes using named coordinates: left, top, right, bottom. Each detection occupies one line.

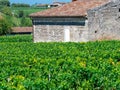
left=33, top=58, right=37, bottom=63
left=109, top=58, right=115, bottom=65
left=16, top=75, right=25, bottom=81
left=79, top=61, right=86, bottom=67
left=17, top=84, right=26, bottom=90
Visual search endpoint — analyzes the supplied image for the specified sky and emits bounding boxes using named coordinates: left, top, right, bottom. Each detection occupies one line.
left=10, top=0, right=71, bottom=5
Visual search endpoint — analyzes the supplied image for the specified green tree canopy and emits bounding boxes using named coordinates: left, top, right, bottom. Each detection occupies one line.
left=0, top=0, right=10, bottom=7
left=0, top=15, right=11, bottom=35
left=11, top=3, right=30, bottom=7
left=1, top=6, right=12, bottom=16
left=21, top=17, right=32, bottom=26
left=18, top=10, right=25, bottom=18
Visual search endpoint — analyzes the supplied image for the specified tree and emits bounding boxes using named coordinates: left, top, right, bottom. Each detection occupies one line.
left=0, top=0, right=10, bottom=7
left=18, top=10, right=25, bottom=18
left=21, top=17, right=32, bottom=26
left=0, top=15, right=11, bottom=35
left=1, top=6, right=12, bottom=16
left=11, top=3, right=30, bottom=7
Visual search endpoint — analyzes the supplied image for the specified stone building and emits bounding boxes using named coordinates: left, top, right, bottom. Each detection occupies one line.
left=49, top=2, right=67, bottom=8
left=30, top=0, right=120, bottom=42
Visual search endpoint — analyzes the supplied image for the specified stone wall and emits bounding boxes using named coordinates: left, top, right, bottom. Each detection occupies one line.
left=87, top=1, right=120, bottom=41
left=33, top=17, right=88, bottom=42
left=33, top=25, right=64, bottom=42
left=33, top=25, right=88, bottom=42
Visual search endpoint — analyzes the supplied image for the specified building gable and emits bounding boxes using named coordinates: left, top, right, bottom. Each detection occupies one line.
left=87, top=0, right=120, bottom=40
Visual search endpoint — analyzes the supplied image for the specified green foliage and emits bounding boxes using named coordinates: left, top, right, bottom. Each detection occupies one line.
left=11, top=3, right=30, bottom=7
left=0, top=35, right=32, bottom=42
left=10, top=16, right=21, bottom=26
left=9, top=7, right=46, bottom=27
left=0, top=2, right=47, bottom=27
left=0, top=17, right=11, bottom=35
left=18, top=10, right=25, bottom=18
left=11, top=7, right=47, bottom=17
left=1, top=6, right=12, bottom=16
left=0, top=36, right=120, bottom=89
left=0, top=6, right=47, bottom=27
left=0, top=0, right=10, bottom=7
left=21, top=17, right=32, bottom=26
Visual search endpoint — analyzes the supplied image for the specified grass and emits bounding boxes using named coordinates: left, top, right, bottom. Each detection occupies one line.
left=8, top=7, right=48, bottom=26
left=11, top=7, right=47, bottom=15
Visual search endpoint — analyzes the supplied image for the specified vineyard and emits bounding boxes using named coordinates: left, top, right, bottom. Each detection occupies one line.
left=0, top=35, right=120, bottom=89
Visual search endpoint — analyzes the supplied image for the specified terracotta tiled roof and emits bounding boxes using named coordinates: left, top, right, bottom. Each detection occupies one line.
left=12, top=27, right=32, bottom=33
left=30, top=0, right=109, bottom=17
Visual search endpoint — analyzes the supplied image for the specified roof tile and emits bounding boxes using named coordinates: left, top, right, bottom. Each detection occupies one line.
left=30, top=0, right=109, bottom=17
left=12, top=27, right=32, bottom=33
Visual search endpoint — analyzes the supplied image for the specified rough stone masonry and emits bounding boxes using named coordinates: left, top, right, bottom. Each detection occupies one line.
left=88, top=0, right=120, bottom=41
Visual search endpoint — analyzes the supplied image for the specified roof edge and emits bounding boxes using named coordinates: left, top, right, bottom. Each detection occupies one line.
left=29, top=15, right=87, bottom=19
left=88, top=1, right=112, bottom=11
